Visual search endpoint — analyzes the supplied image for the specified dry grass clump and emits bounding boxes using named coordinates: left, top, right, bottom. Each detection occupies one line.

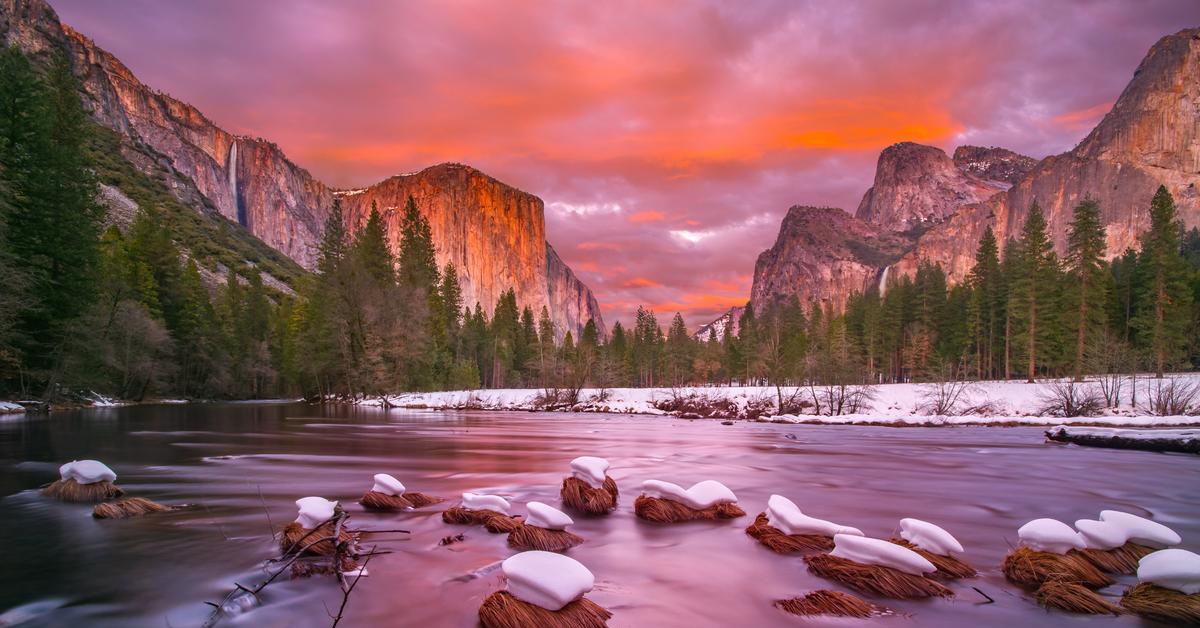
left=507, top=524, right=585, bottom=552
left=42, top=478, right=123, bottom=503
left=889, top=538, right=977, bottom=579
left=804, top=553, right=952, bottom=600
left=1121, top=583, right=1200, bottom=624
left=560, top=476, right=618, bottom=515
left=442, top=506, right=523, bottom=533
left=359, top=490, right=444, bottom=511
left=746, top=513, right=833, bottom=554
left=92, top=497, right=172, bottom=519
left=1035, top=581, right=1122, bottom=615
left=633, top=495, right=745, bottom=523
left=775, top=590, right=877, bottom=618
left=1001, top=547, right=1113, bottom=589
left=1078, top=542, right=1154, bottom=575
left=280, top=520, right=358, bottom=556
left=478, top=591, right=611, bottom=628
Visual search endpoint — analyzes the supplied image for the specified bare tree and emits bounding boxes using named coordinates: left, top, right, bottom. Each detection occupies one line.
left=1038, top=380, right=1104, bottom=417
left=1140, top=376, right=1200, bottom=416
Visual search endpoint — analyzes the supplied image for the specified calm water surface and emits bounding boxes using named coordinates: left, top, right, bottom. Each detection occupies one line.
left=0, top=403, right=1197, bottom=627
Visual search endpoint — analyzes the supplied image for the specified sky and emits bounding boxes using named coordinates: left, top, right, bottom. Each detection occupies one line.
left=52, top=0, right=1199, bottom=329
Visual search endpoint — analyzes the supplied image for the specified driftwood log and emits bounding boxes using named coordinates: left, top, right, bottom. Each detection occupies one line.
left=1045, top=426, right=1200, bottom=454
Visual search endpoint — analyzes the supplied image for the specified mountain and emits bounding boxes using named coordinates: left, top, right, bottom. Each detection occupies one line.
left=749, top=27, right=1200, bottom=314
left=0, top=0, right=604, bottom=339
left=693, top=306, right=744, bottom=341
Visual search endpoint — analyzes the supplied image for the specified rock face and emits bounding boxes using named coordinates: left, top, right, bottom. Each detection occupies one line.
left=693, top=306, right=744, bottom=342
left=753, top=27, right=1200, bottom=311
left=0, top=0, right=604, bottom=338
left=855, top=142, right=1008, bottom=232
left=750, top=207, right=914, bottom=313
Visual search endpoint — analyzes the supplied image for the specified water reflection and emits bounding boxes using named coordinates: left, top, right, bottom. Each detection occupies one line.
left=0, top=403, right=1194, bottom=626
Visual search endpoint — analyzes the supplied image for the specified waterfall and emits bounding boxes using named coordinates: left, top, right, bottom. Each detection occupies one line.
left=878, top=265, right=890, bottom=296
left=228, top=141, right=244, bottom=226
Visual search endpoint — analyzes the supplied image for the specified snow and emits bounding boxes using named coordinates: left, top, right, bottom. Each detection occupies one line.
left=1075, top=519, right=1129, bottom=550
left=332, top=188, right=368, bottom=196
left=371, top=473, right=405, bottom=496
left=462, top=492, right=511, bottom=515
left=570, top=456, right=609, bottom=487
left=640, top=479, right=738, bottom=510
left=1137, top=549, right=1200, bottom=594
left=899, top=518, right=964, bottom=555
left=356, top=373, right=1200, bottom=427
left=502, top=550, right=595, bottom=611
left=58, top=460, right=116, bottom=484
left=525, top=501, right=573, bottom=530
left=0, top=401, right=25, bottom=414
left=1018, top=518, right=1085, bottom=554
left=765, top=494, right=863, bottom=537
left=830, top=534, right=935, bottom=575
left=295, top=496, right=337, bottom=529
left=1048, top=426, right=1200, bottom=443
left=1099, top=510, right=1182, bottom=548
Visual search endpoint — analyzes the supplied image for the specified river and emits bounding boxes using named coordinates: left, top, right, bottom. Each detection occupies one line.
left=1, top=403, right=1195, bottom=627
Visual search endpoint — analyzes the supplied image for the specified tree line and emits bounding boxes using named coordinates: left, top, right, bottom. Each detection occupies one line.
left=2, top=44, right=1197, bottom=403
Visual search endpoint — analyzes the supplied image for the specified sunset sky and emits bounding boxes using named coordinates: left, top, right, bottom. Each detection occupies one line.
left=53, top=0, right=1199, bottom=328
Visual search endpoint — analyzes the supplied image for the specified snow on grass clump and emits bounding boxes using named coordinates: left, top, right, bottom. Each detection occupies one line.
left=1099, top=511, right=1182, bottom=548
left=60, top=460, right=117, bottom=484
left=1137, top=549, right=1200, bottom=594
left=371, top=474, right=405, bottom=496
left=294, top=496, right=337, bottom=528
left=640, top=479, right=737, bottom=510
left=569, top=456, right=609, bottom=487
left=899, top=518, right=963, bottom=555
left=1018, top=518, right=1086, bottom=554
left=525, top=502, right=573, bottom=530
left=502, top=551, right=595, bottom=611
left=766, top=494, right=862, bottom=537
left=830, top=534, right=935, bottom=576
left=463, top=492, right=511, bottom=515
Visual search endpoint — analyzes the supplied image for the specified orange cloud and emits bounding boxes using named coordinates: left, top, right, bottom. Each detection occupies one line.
left=1053, top=102, right=1113, bottom=132
left=629, top=211, right=665, bottom=223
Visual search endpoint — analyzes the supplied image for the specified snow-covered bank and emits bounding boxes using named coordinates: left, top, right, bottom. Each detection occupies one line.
left=358, top=374, right=1200, bottom=427
left=0, top=401, right=25, bottom=415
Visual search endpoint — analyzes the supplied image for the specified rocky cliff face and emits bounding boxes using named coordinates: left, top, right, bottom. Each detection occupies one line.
left=750, top=27, right=1199, bottom=314
left=855, top=142, right=1009, bottom=232
left=693, top=306, right=744, bottom=342
left=1, top=0, right=604, bottom=338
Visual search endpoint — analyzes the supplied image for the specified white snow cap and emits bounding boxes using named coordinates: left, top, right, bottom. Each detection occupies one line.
left=370, top=473, right=406, bottom=496
left=900, top=518, right=964, bottom=555
left=1018, top=518, right=1085, bottom=554
left=765, top=495, right=862, bottom=537
left=640, top=479, right=737, bottom=510
left=525, top=501, right=574, bottom=530
left=1099, top=510, right=1182, bottom=548
left=570, top=456, right=610, bottom=488
left=502, top=550, right=595, bottom=611
left=462, top=492, right=511, bottom=515
left=295, top=496, right=338, bottom=529
left=1137, top=549, right=1200, bottom=594
left=1075, top=518, right=1129, bottom=550
left=831, top=534, right=936, bottom=576
left=58, top=460, right=117, bottom=485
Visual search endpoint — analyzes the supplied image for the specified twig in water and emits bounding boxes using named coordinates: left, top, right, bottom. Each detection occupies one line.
left=332, top=544, right=377, bottom=627
left=257, top=485, right=275, bottom=538
left=973, top=586, right=995, bottom=604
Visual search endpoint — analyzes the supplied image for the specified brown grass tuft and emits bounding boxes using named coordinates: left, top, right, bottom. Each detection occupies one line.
left=804, top=553, right=952, bottom=600
left=775, top=590, right=878, bottom=618
left=280, top=520, right=358, bottom=556
left=92, top=497, right=172, bottom=519
left=442, top=506, right=523, bottom=533
left=1035, top=581, right=1122, bottom=615
left=746, top=513, right=833, bottom=554
left=888, top=538, right=977, bottom=579
left=1121, top=583, right=1200, bottom=624
left=359, top=490, right=443, bottom=511
left=633, top=495, right=745, bottom=524
left=478, top=591, right=611, bottom=628
left=42, top=479, right=123, bottom=503
left=1001, top=547, right=1113, bottom=589
left=507, top=524, right=585, bottom=552
left=560, top=476, right=618, bottom=515
left=1078, top=542, right=1155, bottom=575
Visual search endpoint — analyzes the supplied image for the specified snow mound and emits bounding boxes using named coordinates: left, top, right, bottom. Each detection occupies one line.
left=502, top=550, right=595, bottom=611
left=831, top=533, right=935, bottom=575
left=463, top=492, right=511, bottom=515
left=525, top=501, right=573, bottom=530
left=900, top=518, right=964, bottom=555
left=371, top=473, right=405, bottom=496
left=58, top=460, right=117, bottom=484
left=1075, top=519, right=1128, bottom=550
left=0, top=401, right=24, bottom=414
left=295, top=496, right=337, bottom=529
left=570, top=456, right=609, bottom=487
left=1018, top=518, right=1085, bottom=554
left=1099, top=510, right=1182, bottom=548
left=1137, top=549, right=1200, bottom=594
left=640, top=479, right=737, bottom=510
left=765, top=494, right=862, bottom=537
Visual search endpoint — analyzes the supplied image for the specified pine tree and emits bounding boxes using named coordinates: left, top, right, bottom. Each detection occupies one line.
left=967, top=226, right=1002, bottom=378
left=1009, top=202, right=1057, bottom=382
left=665, top=312, right=690, bottom=386
left=1133, top=186, right=1193, bottom=377
left=1064, top=198, right=1107, bottom=380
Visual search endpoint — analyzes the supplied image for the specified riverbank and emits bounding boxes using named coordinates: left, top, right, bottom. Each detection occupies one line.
left=357, top=374, right=1200, bottom=427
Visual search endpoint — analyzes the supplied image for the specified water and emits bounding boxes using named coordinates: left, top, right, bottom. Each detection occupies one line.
left=0, top=403, right=1196, bottom=627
